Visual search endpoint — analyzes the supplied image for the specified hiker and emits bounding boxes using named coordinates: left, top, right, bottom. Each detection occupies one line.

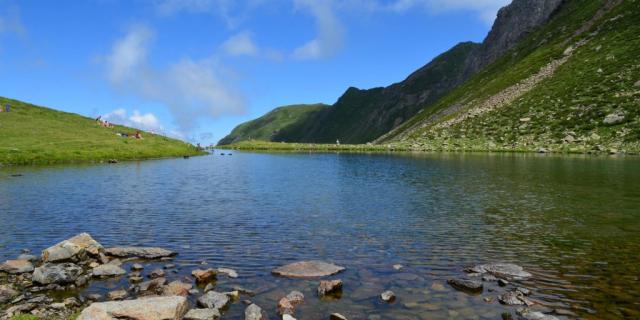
left=336, top=139, right=340, bottom=145
left=134, top=131, right=142, bottom=139
left=4, top=104, right=9, bottom=112
left=96, top=115, right=102, bottom=122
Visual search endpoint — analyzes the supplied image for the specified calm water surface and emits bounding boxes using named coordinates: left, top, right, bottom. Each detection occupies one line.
left=1, top=152, right=639, bottom=319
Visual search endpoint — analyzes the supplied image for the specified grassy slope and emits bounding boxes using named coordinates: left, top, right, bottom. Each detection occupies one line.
left=384, top=0, right=640, bottom=154
left=0, top=97, right=203, bottom=165
left=218, top=104, right=326, bottom=145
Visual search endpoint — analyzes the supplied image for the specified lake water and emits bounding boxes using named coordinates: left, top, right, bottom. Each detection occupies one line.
left=1, top=152, right=639, bottom=319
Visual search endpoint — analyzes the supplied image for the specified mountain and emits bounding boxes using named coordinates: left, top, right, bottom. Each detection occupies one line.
left=218, top=104, right=327, bottom=145
left=380, top=0, right=639, bottom=154
left=0, top=96, right=202, bottom=165
left=220, top=0, right=566, bottom=145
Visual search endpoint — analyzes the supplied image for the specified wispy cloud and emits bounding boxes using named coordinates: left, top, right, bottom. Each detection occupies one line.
left=103, top=108, right=163, bottom=132
left=387, top=0, right=510, bottom=24
left=104, top=24, right=246, bottom=134
left=221, top=31, right=258, bottom=56
left=292, top=0, right=345, bottom=60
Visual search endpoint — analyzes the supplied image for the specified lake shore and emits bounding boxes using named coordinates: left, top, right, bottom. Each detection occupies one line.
left=218, top=140, right=640, bottom=156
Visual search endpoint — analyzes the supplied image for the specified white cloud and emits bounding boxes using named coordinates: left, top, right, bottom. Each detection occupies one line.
left=221, top=31, right=258, bottom=56
left=103, top=108, right=164, bottom=133
left=292, top=0, right=345, bottom=60
left=104, top=25, right=246, bottom=134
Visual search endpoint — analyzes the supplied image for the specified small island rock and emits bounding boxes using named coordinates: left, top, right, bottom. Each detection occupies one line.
left=272, top=261, right=345, bottom=279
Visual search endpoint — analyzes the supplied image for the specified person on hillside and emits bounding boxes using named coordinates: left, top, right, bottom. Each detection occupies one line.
left=4, top=104, right=10, bottom=112
left=134, top=131, right=142, bottom=139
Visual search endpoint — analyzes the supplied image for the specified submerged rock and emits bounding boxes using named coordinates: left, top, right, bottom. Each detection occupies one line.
left=272, top=261, right=345, bottom=278
left=286, top=290, right=304, bottom=305
left=105, top=247, right=176, bottom=259
left=0, top=259, right=34, bottom=274
left=447, top=279, right=483, bottom=294
left=32, top=263, right=83, bottom=285
left=92, top=264, right=126, bottom=277
left=330, top=313, right=348, bottom=320
left=197, top=291, right=230, bottom=309
left=42, top=233, right=103, bottom=262
left=318, top=279, right=343, bottom=297
left=245, top=303, right=267, bottom=320
left=516, top=308, right=559, bottom=320
left=185, top=308, right=221, bottom=320
left=162, top=281, right=193, bottom=297
left=466, top=263, right=532, bottom=279
left=77, top=296, right=188, bottom=320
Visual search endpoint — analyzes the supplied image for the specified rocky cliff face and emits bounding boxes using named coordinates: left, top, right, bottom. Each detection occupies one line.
left=220, top=0, right=566, bottom=145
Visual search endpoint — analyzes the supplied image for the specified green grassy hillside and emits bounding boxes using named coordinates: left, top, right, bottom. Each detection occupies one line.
left=218, top=104, right=327, bottom=145
left=382, top=0, right=639, bottom=154
left=0, top=97, right=203, bottom=165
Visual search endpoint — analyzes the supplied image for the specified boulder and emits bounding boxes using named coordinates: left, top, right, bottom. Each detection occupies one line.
left=0, top=259, right=34, bottom=274
left=465, top=263, right=532, bottom=279
left=92, top=264, right=126, bottom=277
left=447, top=279, right=483, bottom=294
left=197, top=291, right=230, bottom=309
left=0, top=284, right=19, bottom=304
left=245, top=303, right=267, bottom=320
left=318, top=279, right=343, bottom=297
left=105, top=247, right=176, bottom=259
left=149, top=268, right=166, bottom=279
left=192, top=269, right=217, bottom=283
left=42, top=233, right=103, bottom=262
left=499, top=291, right=532, bottom=306
left=77, top=296, right=188, bottom=320
left=217, top=267, right=238, bottom=278
left=635, top=80, right=640, bottom=88
left=603, top=112, right=626, bottom=125
left=273, top=261, right=345, bottom=279
left=184, top=308, right=221, bottom=320
left=162, top=281, right=193, bottom=297
left=32, top=263, right=83, bottom=285
left=380, top=290, right=396, bottom=302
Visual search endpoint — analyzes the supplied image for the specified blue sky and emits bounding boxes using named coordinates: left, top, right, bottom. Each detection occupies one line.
left=0, top=0, right=509, bottom=144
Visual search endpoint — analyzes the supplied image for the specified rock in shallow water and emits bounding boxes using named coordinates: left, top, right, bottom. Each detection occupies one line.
left=197, top=291, right=230, bottom=309
left=32, top=263, right=83, bottom=285
left=184, top=308, right=221, bottom=320
left=77, top=296, right=188, bottom=320
left=272, top=261, right=345, bottom=278
left=0, top=259, right=34, bottom=274
left=217, top=267, right=238, bottom=278
left=380, top=290, right=396, bottom=302
left=318, top=279, right=343, bottom=297
left=447, top=279, right=483, bottom=293
left=105, top=247, right=176, bottom=259
left=162, top=280, right=193, bottom=297
left=245, top=303, right=267, bottom=320
left=92, top=264, right=126, bottom=277
left=330, top=313, right=348, bottom=320
left=42, top=233, right=103, bottom=262
left=466, top=263, right=532, bottom=279
left=192, top=268, right=217, bottom=283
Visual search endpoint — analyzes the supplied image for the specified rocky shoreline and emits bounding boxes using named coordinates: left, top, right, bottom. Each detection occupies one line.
left=1, top=233, right=565, bottom=320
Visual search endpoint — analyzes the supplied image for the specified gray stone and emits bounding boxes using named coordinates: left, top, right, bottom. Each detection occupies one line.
left=516, top=308, right=559, bottom=320
left=192, top=268, right=217, bottom=283
left=162, top=281, right=193, bottom=297
left=604, top=112, right=625, bottom=125
left=105, top=246, right=176, bottom=259
left=185, top=308, right=221, bottom=320
left=635, top=80, right=640, bottom=87
left=217, top=267, right=238, bottom=278
left=380, top=290, right=396, bottom=302
left=272, top=261, right=345, bottom=279
left=466, top=263, right=532, bottom=279
left=0, top=284, right=19, bottom=304
left=42, top=233, right=103, bottom=262
left=277, top=297, right=295, bottom=315
left=32, top=263, right=83, bottom=285
left=92, top=264, right=126, bottom=277
left=447, top=279, right=483, bottom=293
left=245, top=303, right=267, bottom=320
left=149, top=268, right=166, bottom=279
left=107, top=290, right=128, bottom=301
left=77, top=296, right=188, bottom=320
left=197, top=291, right=230, bottom=309
left=0, top=259, right=34, bottom=274
left=286, top=290, right=304, bottom=305
left=499, top=291, right=532, bottom=306
left=16, top=254, right=38, bottom=262
left=139, top=277, right=167, bottom=293
left=131, top=263, right=144, bottom=271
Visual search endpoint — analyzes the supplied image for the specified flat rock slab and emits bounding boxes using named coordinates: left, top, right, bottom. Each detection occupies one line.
left=272, top=261, right=345, bottom=279
left=447, top=279, right=483, bottom=294
left=77, top=296, right=188, bottom=320
left=92, top=264, right=127, bottom=277
left=105, top=247, right=176, bottom=259
left=0, top=259, right=34, bottom=274
left=43, top=232, right=103, bottom=262
left=466, top=263, right=532, bottom=279
left=33, top=263, right=83, bottom=285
